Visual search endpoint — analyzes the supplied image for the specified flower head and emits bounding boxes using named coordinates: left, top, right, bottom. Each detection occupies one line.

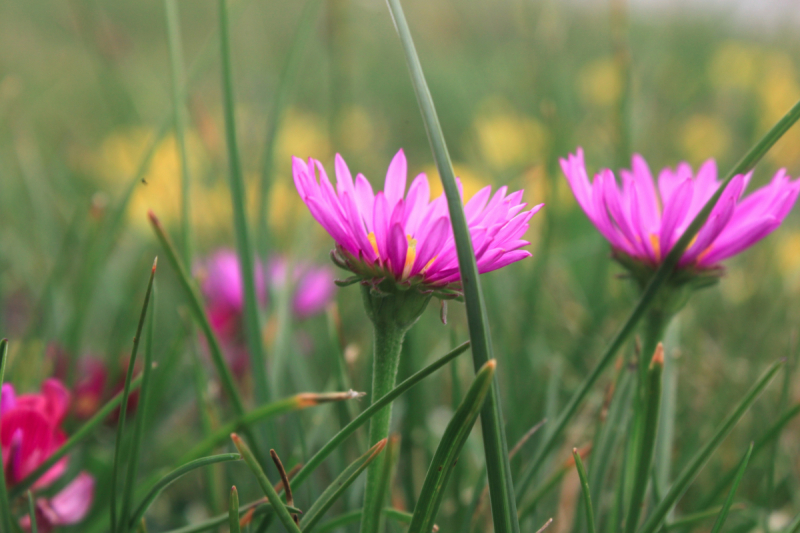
left=1, top=379, right=94, bottom=531
left=561, top=148, right=799, bottom=280
left=292, top=149, right=542, bottom=299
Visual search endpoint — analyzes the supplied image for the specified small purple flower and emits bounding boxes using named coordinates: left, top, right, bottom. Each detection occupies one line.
left=292, top=149, right=542, bottom=296
left=561, top=148, right=800, bottom=271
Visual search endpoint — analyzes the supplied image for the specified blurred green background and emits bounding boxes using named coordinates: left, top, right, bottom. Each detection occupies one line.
left=1, top=0, right=800, bottom=531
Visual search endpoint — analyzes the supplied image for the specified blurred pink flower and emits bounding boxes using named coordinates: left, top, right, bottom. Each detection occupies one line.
left=267, top=258, right=336, bottom=319
left=292, top=149, right=542, bottom=294
left=1, top=380, right=94, bottom=531
left=21, top=472, right=95, bottom=533
left=560, top=148, right=800, bottom=270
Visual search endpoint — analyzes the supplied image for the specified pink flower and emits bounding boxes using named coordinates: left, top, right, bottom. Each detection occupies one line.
left=560, top=148, right=800, bottom=270
left=267, top=258, right=336, bottom=319
left=1, top=380, right=95, bottom=531
left=21, top=472, right=95, bottom=533
left=292, top=149, right=542, bottom=294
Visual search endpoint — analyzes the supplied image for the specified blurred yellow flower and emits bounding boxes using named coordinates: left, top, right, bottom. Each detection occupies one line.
left=579, top=57, right=622, bottom=107
left=276, top=108, right=331, bottom=168
left=777, top=231, right=800, bottom=290
left=757, top=53, right=800, bottom=167
left=679, top=114, right=730, bottom=164
left=709, top=41, right=760, bottom=91
left=425, top=164, right=486, bottom=201
left=473, top=110, right=547, bottom=170
left=336, top=105, right=382, bottom=154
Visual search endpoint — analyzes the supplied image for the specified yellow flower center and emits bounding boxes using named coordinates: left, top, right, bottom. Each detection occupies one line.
left=402, top=235, right=417, bottom=280
left=649, top=234, right=661, bottom=262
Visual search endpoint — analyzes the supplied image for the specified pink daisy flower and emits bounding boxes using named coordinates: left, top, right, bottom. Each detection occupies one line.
left=560, top=148, right=800, bottom=272
left=292, top=149, right=542, bottom=297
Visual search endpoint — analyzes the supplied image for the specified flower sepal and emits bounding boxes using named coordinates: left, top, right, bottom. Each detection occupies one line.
left=613, top=250, right=722, bottom=316
left=360, top=279, right=434, bottom=332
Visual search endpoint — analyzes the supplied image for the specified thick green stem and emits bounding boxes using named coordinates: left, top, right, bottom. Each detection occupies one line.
left=361, top=321, right=408, bottom=533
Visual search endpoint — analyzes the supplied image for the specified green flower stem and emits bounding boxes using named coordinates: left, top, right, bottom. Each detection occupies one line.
left=361, top=320, right=408, bottom=533
left=0, top=340, right=13, bottom=533
left=624, top=346, right=664, bottom=533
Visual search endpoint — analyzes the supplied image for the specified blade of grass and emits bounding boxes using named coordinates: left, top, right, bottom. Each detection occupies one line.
left=257, top=0, right=323, bottom=254
left=383, top=1, right=518, bottom=531
left=364, top=435, right=399, bottom=533
left=315, top=508, right=431, bottom=533
left=120, top=283, right=158, bottom=532
left=128, top=454, right=242, bottom=528
left=574, top=449, right=596, bottom=533
left=624, top=346, right=664, bottom=533
left=0, top=340, right=13, bottom=533
left=164, top=0, right=192, bottom=264
left=516, top=96, right=800, bottom=501
left=110, top=258, right=157, bottom=533
left=229, top=487, right=241, bottom=533
left=637, top=359, right=783, bottom=533
left=26, top=490, right=37, bottom=533
left=664, top=506, right=743, bottom=530
left=148, top=212, right=264, bottom=463
left=289, top=341, right=470, bottom=491
left=300, top=439, right=388, bottom=532
left=700, top=403, right=800, bottom=508
left=231, top=434, right=302, bottom=533
left=180, top=391, right=364, bottom=464
left=217, top=0, right=270, bottom=407
left=709, top=443, right=753, bottom=533
left=408, top=360, right=496, bottom=533
left=10, top=372, right=144, bottom=498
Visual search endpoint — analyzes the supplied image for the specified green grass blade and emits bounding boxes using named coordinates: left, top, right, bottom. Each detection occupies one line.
left=161, top=500, right=302, bottom=533
left=663, top=506, right=740, bottom=530
left=709, top=443, right=753, bottom=533
left=229, top=487, right=241, bottom=533
left=110, top=258, right=157, bottom=533
left=516, top=97, right=800, bottom=501
left=164, top=0, right=193, bottom=264
left=408, top=360, right=496, bottom=533
left=9, top=372, right=144, bottom=498
left=231, top=434, right=302, bottom=533
left=315, top=508, right=422, bottom=533
left=637, top=359, right=783, bottom=533
left=624, top=346, right=664, bottom=533
left=148, top=212, right=264, bottom=462
left=128, top=454, right=241, bottom=528
left=120, top=283, right=158, bottom=532
left=257, top=0, right=323, bottom=253
left=701, top=403, right=800, bottom=508
left=383, top=1, right=518, bottom=531
left=300, top=439, right=388, bottom=532
left=784, top=512, right=800, bottom=533
left=289, top=341, right=470, bottom=491
left=217, top=0, right=270, bottom=406
left=574, top=448, right=596, bottom=533
left=26, top=490, right=37, bottom=533
left=0, top=340, right=13, bottom=533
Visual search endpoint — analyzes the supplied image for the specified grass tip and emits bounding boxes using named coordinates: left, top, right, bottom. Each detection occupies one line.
left=152, top=257, right=158, bottom=271
left=651, top=343, right=664, bottom=366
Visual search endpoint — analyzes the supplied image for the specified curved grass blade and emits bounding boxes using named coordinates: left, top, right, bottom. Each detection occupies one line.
left=361, top=435, right=399, bottom=533
left=573, top=448, right=596, bottom=533
left=229, top=487, right=241, bottom=533
left=217, top=0, right=270, bottom=405
left=516, top=97, right=800, bottom=501
left=0, top=340, right=13, bottom=533
left=300, top=439, right=387, bottom=532
left=128, top=454, right=241, bottom=528
left=148, top=213, right=263, bottom=462
left=110, top=258, right=157, bottom=533
left=709, top=443, right=753, bottom=533
left=9, top=372, right=144, bottom=499
left=383, top=2, right=518, bottom=531
left=26, top=490, right=37, bottom=533
left=624, top=346, right=664, bottom=533
left=232, top=434, right=301, bottom=533
left=179, top=391, right=363, bottom=464
left=408, top=360, right=496, bottom=533
left=290, top=341, right=470, bottom=491
left=161, top=500, right=302, bottom=533
left=664, top=506, right=743, bottom=530
left=637, top=359, right=783, bottom=533
left=120, top=283, right=158, bottom=532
